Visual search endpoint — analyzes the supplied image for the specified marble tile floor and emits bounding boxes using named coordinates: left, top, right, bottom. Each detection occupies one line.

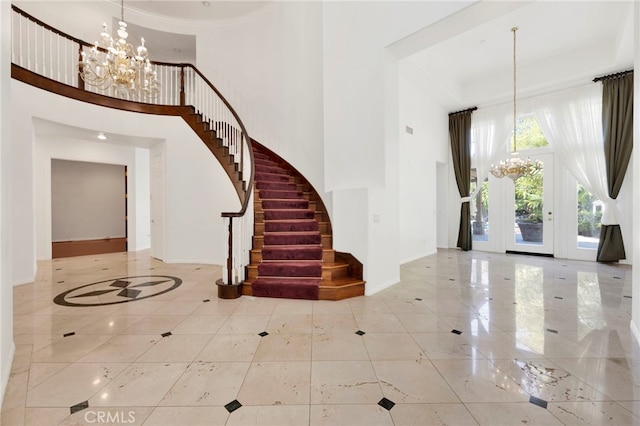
left=1, top=249, right=640, bottom=425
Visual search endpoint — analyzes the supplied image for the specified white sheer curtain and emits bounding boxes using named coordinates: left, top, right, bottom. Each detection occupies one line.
left=530, top=84, right=617, bottom=225
left=469, top=102, right=513, bottom=201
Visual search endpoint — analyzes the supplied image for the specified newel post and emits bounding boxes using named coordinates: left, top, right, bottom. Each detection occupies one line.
left=179, top=65, right=185, bottom=106
left=77, top=43, right=84, bottom=91
left=227, top=217, right=233, bottom=285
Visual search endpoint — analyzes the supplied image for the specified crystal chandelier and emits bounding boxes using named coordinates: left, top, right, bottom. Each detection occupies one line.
left=490, top=27, right=541, bottom=181
left=78, top=0, right=160, bottom=99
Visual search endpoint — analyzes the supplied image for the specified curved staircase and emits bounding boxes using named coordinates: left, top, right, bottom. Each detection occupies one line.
left=244, top=144, right=365, bottom=300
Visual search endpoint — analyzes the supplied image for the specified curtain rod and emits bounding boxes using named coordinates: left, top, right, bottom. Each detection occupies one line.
left=593, top=69, right=633, bottom=83
left=448, top=106, right=477, bottom=116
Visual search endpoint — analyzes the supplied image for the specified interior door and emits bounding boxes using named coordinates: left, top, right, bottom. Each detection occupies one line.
left=150, top=152, right=164, bottom=260
left=505, top=152, right=554, bottom=255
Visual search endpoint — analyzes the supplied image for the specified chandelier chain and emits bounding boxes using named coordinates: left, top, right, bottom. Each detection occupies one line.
left=489, top=26, right=542, bottom=181
left=512, top=26, right=517, bottom=152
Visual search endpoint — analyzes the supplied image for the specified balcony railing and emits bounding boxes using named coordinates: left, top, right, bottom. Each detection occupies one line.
left=11, top=5, right=253, bottom=286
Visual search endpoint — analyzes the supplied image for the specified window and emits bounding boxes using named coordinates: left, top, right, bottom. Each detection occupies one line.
left=577, top=183, right=601, bottom=249
left=470, top=169, right=489, bottom=242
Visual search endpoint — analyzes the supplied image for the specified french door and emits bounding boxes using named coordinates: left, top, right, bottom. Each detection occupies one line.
left=504, top=152, right=554, bottom=255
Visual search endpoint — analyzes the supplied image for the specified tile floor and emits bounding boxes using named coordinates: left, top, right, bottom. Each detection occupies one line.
left=1, top=249, right=639, bottom=425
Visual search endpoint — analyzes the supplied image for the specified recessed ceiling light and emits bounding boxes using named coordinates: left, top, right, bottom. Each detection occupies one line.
left=202, top=1, right=211, bottom=7
left=97, top=133, right=107, bottom=140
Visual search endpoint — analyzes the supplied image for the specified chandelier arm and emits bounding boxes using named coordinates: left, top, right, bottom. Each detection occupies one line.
left=77, top=0, right=160, bottom=99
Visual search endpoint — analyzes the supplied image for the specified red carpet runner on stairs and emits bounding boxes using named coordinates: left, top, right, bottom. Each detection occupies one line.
left=252, top=149, right=322, bottom=299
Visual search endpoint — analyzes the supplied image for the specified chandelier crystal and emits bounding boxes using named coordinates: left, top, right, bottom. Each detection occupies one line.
left=78, top=0, right=159, bottom=99
left=490, top=27, right=541, bottom=181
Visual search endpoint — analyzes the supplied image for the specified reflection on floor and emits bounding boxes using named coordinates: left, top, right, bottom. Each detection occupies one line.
left=1, top=249, right=639, bottom=425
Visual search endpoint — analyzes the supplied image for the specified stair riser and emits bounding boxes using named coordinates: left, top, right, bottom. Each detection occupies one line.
left=264, top=222, right=319, bottom=233
left=255, top=173, right=294, bottom=183
left=321, top=265, right=349, bottom=281
left=259, top=190, right=303, bottom=200
left=261, top=210, right=315, bottom=220
left=264, top=234, right=321, bottom=246
left=258, top=264, right=322, bottom=277
left=253, top=235, right=332, bottom=249
left=261, top=200, right=309, bottom=210
left=251, top=250, right=335, bottom=263
left=256, top=182, right=298, bottom=191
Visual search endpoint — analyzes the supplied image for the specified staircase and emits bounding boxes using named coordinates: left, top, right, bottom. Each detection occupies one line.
left=244, top=144, right=365, bottom=300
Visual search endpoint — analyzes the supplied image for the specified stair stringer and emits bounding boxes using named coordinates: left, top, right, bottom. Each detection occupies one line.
left=180, top=107, right=246, bottom=201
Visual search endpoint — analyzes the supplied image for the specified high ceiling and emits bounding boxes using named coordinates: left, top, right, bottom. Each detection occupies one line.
left=123, top=0, right=270, bottom=21
left=12, top=1, right=636, bottom=138
left=407, top=1, right=635, bottom=107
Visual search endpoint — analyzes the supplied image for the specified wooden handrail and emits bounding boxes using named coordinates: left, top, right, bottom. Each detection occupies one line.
left=12, top=4, right=255, bottom=285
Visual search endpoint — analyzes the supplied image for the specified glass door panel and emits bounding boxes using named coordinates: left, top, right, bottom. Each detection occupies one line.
left=506, top=153, right=554, bottom=255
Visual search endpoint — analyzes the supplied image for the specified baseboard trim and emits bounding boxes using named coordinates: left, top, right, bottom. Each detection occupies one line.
left=0, top=342, right=16, bottom=407
left=631, top=320, right=640, bottom=348
left=52, top=238, right=127, bottom=259
left=365, top=276, right=400, bottom=296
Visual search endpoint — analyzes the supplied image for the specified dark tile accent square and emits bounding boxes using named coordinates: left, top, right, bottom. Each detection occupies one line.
left=258, top=331, right=269, bottom=337
left=63, top=332, right=75, bottom=338
left=529, top=395, right=548, bottom=409
left=161, top=332, right=172, bottom=337
left=487, top=297, right=493, bottom=301
left=554, top=296, right=563, bottom=300
left=624, top=295, right=632, bottom=299
left=70, top=400, right=89, bottom=415
left=355, top=330, right=366, bottom=336
left=451, top=329, right=462, bottom=335
left=378, top=397, right=395, bottom=411
left=614, top=276, right=621, bottom=279
left=56, top=268, right=62, bottom=271
left=415, top=298, right=423, bottom=301
left=117, top=288, right=141, bottom=299
left=225, top=399, right=242, bottom=413
left=202, top=299, right=211, bottom=303
left=448, top=278, right=455, bottom=281
left=546, top=328, right=558, bottom=334
left=110, top=280, right=130, bottom=288
left=196, top=267, right=201, bottom=270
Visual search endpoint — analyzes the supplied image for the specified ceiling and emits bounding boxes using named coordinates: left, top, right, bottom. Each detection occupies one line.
left=407, top=1, right=635, bottom=108
left=15, top=1, right=636, bottom=139
left=122, top=0, right=270, bottom=21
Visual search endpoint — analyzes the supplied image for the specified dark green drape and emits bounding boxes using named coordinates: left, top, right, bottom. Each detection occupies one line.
left=449, top=111, right=473, bottom=251
left=597, top=72, right=633, bottom=262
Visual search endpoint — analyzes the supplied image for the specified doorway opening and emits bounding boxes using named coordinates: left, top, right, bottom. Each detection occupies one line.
left=51, top=159, right=127, bottom=258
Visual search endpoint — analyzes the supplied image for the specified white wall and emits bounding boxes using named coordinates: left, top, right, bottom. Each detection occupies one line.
left=194, top=2, right=326, bottom=199
left=398, top=61, right=452, bottom=263
left=631, top=0, right=640, bottom=344
left=322, top=1, right=469, bottom=290
left=51, top=160, right=126, bottom=242
left=0, top=0, right=15, bottom=405
left=12, top=81, right=240, bottom=285
left=135, top=147, right=151, bottom=251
